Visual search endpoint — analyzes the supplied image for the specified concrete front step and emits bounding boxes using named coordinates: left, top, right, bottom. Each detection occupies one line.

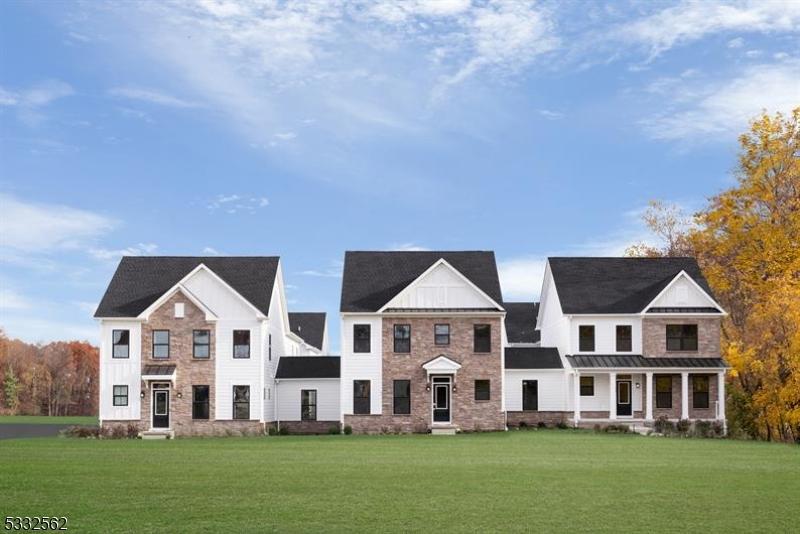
left=140, top=430, right=174, bottom=440
left=431, top=426, right=457, bottom=435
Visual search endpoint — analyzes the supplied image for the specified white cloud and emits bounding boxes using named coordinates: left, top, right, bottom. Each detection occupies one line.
left=0, top=80, right=74, bottom=108
left=497, top=256, right=547, bottom=300
left=109, top=86, right=199, bottom=108
left=299, top=260, right=343, bottom=278
left=389, top=242, right=430, bottom=252
left=89, top=243, right=158, bottom=261
left=202, top=246, right=221, bottom=255
left=207, top=194, right=269, bottom=214
left=537, top=109, right=564, bottom=120
left=0, top=193, right=115, bottom=253
left=727, top=37, right=745, bottom=48
left=640, top=61, right=800, bottom=140
left=0, top=288, right=32, bottom=310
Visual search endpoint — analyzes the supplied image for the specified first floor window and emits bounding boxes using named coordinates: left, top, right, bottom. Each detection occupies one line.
left=693, top=376, right=709, bottom=409
left=301, top=390, right=317, bottom=421
left=193, top=330, right=210, bottom=358
left=112, top=329, right=129, bottom=358
left=474, top=380, right=490, bottom=401
left=434, top=324, right=450, bottom=346
left=580, top=376, right=595, bottom=396
left=579, top=325, right=595, bottom=352
left=616, top=325, right=632, bottom=352
left=666, top=324, right=698, bottom=351
left=192, top=385, right=209, bottom=419
left=268, top=334, right=272, bottom=361
left=233, top=385, right=250, bottom=419
left=394, top=324, right=411, bottom=353
left=393, top=380, right=410, bottom=415
left=233, top=330, right=250, bottom=358
left=474, top=324, right=491, bottom=353
left=353, top=324, right=371, bottom=353
left=656, top=376, right=672, bottom=408
left=522, top=380, right=538, bottom=411
left=353, top=380, right=370, bottom=414
left=113, top=385, right=128, bottom=406
left=152, top=330, right=170, bottom=359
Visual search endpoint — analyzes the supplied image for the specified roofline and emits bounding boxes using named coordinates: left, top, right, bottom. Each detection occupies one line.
left=640, top=270, right=727, bottom=316
left=275, top=377, right=340, bottom=382
left=569, top=367, right=728, bottom=371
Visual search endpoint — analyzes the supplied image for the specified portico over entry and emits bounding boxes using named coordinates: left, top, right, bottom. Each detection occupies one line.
left=421, top=355, right=462, bottom=378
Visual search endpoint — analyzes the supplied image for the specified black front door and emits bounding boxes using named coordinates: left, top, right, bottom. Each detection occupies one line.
left=616, top=380, right=632, bottom=416
left=153, top=389, right=170, bottom=428
left=433, top=383, right=450, bottom=423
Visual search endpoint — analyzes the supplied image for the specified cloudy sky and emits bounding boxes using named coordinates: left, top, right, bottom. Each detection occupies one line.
left=1, top=0, right=798, bottom=349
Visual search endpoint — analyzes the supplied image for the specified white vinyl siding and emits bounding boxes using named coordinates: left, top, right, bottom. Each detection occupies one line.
left=99, top=321, right=142, bottom=421
left=340, top=315, right=383, bottom=415
left=276, top=379, right=340, bottom=421
left=505, top=370, right=568, bottom=411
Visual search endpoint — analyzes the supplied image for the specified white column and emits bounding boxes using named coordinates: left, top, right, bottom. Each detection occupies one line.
left=681, top=372, right=689, bottom=420
left=573, top=373, right=581, bottom=425
left=717, top=372, right=726, bottom=422
left=645, top=372, right=653, bottom=421
left=609, top=372, right=617, bottom=420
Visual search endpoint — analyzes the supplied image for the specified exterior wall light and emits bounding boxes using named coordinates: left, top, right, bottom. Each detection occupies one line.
left=176, top=391, right=183, bottom=399
left=140, top=391, right=145, bottom=399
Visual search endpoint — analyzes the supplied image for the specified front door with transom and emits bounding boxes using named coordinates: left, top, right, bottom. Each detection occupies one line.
left=432, top=376, right=451, bottom=424
left=152, top=386, right=170, bottom=428
left=616, top=380, right=632, bottom=417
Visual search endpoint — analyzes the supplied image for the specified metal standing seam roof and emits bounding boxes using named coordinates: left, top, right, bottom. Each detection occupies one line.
left=566, top=355, right=727, bottom=369
left=142, top=364, right=177, bottom=375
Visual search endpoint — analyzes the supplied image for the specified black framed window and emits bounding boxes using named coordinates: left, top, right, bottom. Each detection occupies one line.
left=193, top=330, right=210, bottom=358
left=233, top=330, right=250, bottom=358
left=301, top=390, right=317, bottom=421
left=616, top=325, right=632, bottom=352
left=353, top=324, right=371, bottom=353
left=579, top=325, right=595, bottom=352
left=152, top=330, right=170, bottom=359
left=112, top=385, right=128, bottom=406
left=474, top=380, right=490, bottom=401
left=393, top=380, right=410, bottom=415
left=693, top=376, right=709, bottom=409
left=353, top=380, right=370, bottom=414
left=656, top=376, right=672, bottom=408
left=434, top=324, right=450, bottom=346
left=192, top=385, right=209, bottom=419
left=473, top=324, right=491, bottom=353
left=522, top=380, right=538, bottom=411
left=112, top=330, right=129, bottom=359
left=393, top=324, right=411, bottom=353
left=580, top=376, right=595, bottom=396
left=233, top=385, right=250, bottom=419
left=666, top=324, right=698, bottom=351
left=268, top=334, right=272, bottom=361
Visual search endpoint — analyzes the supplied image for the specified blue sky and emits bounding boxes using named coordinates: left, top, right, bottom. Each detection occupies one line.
left=1, top=1, right=798, bottom=350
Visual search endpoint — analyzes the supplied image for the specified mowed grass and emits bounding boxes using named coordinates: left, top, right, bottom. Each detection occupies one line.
left=1, top=431, right=798, bottom=533
left=0, top=415, right=97, bottom=425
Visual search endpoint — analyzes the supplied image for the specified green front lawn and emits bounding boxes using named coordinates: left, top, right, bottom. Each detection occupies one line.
left=1, top=431, right=798, bottom=532
left=0, top=415, right=97, bottom=425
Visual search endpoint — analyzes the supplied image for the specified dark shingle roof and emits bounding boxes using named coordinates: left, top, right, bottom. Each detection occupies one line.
left=549, top=257, right=717, bottom=314
left=505, top=347, right=562, bottom=369
left=504, top=302, right=540, bottom=343
left=566, top=355, right=727, bottom=368
left=275, top=357, right=340, bottom=379
left=288, top=312, right=326, bottom=350
left=95, top=256, right=279, bottom=318
left=340, top=251, right=503, bottom=313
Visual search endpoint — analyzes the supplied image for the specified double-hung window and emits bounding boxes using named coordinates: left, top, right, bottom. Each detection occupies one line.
left=152, top=330, right=170, bottom=359
left=233, top=385, right=250, bottom=419
left=616, top=325, right=632, bottom=352
left=656, top=376, right=672, bottom=408
left=112, top=385, right=128, bottom=406
left=580, top=376, right=595, bottom=396
left=434, top=324, right=450, bottom=346
left=193, top=330, right=210, bottom=358
left=579, top=325, right=595, bottom=352
left=474, top=380, right=490, bottom=401
left=301, top=390, right=317, bottom=421
left=693, top=376, right=709, bottom=409
left=473, top=324, right=491, bottom=353
left=192, top=386, right=210, bottom=419
left=233, top=330, right=250, bottom=359
left=353, top=380, right=370, bottom=414
left=522, top=380, right=538, bottom=411
left=393, top=380, right=410, bottom=415
left=353, top=324, right=371, bottom=353
left=112, top=330, right=129, bottom=359
left=393, top=325, right=411, bottom=353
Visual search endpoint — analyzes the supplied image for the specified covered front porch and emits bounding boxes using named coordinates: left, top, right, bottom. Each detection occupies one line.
left=565, top=355, right=727, bottom=427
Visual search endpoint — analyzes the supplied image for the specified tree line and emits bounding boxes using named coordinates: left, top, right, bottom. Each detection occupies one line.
left=0, top=329, right=98, bottom=417
left=628, top=108, right=799, bottom=443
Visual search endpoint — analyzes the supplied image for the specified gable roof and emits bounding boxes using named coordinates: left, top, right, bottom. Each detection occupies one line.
left=288, top=312, right=326, bottom=350
left=548, top=257, right=717, bottom=314
left=504, top=302, right=540, bottom=343
left=275, top=356, right=340, bottom=379
left=340, top=251, right=503, bottom=313
left=505, top=347, right=562, bottom=369
left=95, top=256, right=279, bottom=318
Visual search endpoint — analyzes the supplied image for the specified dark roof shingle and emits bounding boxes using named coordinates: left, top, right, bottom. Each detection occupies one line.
left=504, top=302, right=540, bottom=344
left=566, top=355, right=727, bottom=368
left=275, top=357, right=340, bottom=379
left=95, top=256, right=279, bottom=318
left=549, top=257, right=717, bottom=314
left=288, top=312, right=326, bottom=350
left=505, top=347, right=562, bottom=369
left=340, top=251, right=503, bottom=313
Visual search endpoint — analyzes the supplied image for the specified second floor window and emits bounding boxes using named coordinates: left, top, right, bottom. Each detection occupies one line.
left=353, top=380, right=370, bottom=414
left=193, top=330, right=210, bottom=358
left=656, top=376, right=672, bottom=408
left=616, top=325, right=632, bottom=352
left=579, top=325, right=595, bottom=352
left=693, top=376, right=709, bottom=409
left=394, top=324, right=411, bottom=353
left=353, top=324, right=371, bottom=353
left=112, top=330, right=129, bottom=358
left=233, top=385, right=250, bottom=419
left=666, top=324, right=698, bottom=351
left=434, top=324, right=450, bottom=346
left=152, top=330, right=170, bottom=359
left=301, top=390, right=317, bottom=421
left=233, top=330, right=250, bottom=358
left=474, top=324, right=491, bottom=353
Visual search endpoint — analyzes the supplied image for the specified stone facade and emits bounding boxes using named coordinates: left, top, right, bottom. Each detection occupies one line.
left=347, top=315, right=506, bottom=433
left=279, top=420, right=340, bottom=434
left=642, top=317, right=721, bottom=357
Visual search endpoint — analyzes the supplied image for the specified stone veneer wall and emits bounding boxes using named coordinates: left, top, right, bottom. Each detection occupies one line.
left=506, top=411, right=570, bottom=427
left=642, top=317, right=721, bottom=357
left=279, top=420, right=341, bottom=434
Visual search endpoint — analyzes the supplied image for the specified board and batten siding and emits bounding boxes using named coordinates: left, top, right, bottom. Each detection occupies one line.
left=215, top=319, right=264, bottom=420
left=276, top=379, right=340, bottom=421
left=649, top=274, right=717, bottom=309
left=99, top=321, right=142, bottom=421
left=340, top=315, right=383, bottom=416
left=381, top=263, right=497, bottom=309
left=504, top=370, right=569, bottom=412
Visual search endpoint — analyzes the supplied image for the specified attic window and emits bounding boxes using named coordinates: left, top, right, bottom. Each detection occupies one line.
left=174, top=302, right=185, bottom=318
